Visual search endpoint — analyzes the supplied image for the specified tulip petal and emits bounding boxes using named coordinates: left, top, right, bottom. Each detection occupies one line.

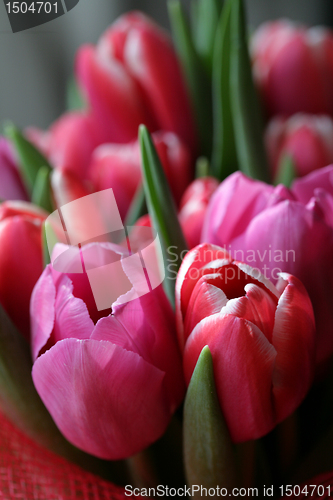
left=30, top=266, right=56, bottom=361
left=292, top=165, right=333, bottom=203
left=53, top=275, right=94, bottom=343
left=272, top=273, right=315, bottom=422
left=76, top=45, right=149, bottom=144
left=32, top=339, right=170, bottom=460
left=184, top=314, right=277, bottom=442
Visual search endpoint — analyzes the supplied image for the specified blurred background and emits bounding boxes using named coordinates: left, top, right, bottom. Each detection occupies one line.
left=0, top=0, right=332, bottom=130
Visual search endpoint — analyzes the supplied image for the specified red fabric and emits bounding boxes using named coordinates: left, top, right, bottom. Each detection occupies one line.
left=0, top=411, right=133, bottom=499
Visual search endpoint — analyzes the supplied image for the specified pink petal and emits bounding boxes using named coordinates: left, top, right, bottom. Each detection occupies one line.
left=30, top=265, right=56, bottom=361
left=292, top=165, right=333, bottom=204
left=32, top=339, right=171, bottom=459
left=53, top=274, right=94, bottom=343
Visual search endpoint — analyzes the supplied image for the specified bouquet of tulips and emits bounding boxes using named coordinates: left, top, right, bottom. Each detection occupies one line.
left=2, top=0, right=333, bottom=498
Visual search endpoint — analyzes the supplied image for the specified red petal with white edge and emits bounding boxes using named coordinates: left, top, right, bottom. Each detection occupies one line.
left=30, top=266, right=56, bottom=361
left=175, top=243, right=230, bottom=349
left=184, top=278, right=228, bottom=339
left=32, top=339, right=170, bottom=460
left=184, top=314, right=277, bottom=442
left=76, top=45, right=149, bottom=144
left=272, top=273, right=315, bottom=422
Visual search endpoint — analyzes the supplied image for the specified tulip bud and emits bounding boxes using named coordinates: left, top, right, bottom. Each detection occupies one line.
left=251, top=21, right=333, bottom=117
left=266, top=114, right=333, bottom=179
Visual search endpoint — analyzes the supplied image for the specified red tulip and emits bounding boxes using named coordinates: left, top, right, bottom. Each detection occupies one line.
left=176, top=244, right=315, bottom=443
left=179, top=177, right=219, bottom=248
left=76, top=12, right=197, bottom=151
left=31, top=240, right=184, bottom=460
left=266, top=114, right=333, bottom=178
left=0, top=201, right=46, bottom=339
left=251, top=21, right=333, bottom=117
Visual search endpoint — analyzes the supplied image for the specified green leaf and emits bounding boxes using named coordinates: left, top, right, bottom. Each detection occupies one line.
left=5, top=123, right=52, bottom=195
left=184, top=346, right=238, bottom=489
left=211, top=0, right=238, bottom=180
left=168, top=0, right=213, bottom=157
left=230, top=0, right=269, bottom=182
left=191, top=0, right=224, bottom=75
left=124, top=185, right=147, bottom=227
left=139, top=125, right=188, bottom=307
left=274, top=153, right=296, bottom=188
left=66, top=76, right=86, bottom=111
left=31, top=166, right=54, bottom=213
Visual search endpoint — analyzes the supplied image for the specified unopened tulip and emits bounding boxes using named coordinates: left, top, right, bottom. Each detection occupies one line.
left=202, top=170, right=333, bottom=366
left=251, top=21, right=333, bottom=117
left=27, top=112, right=102, bottom=179
left=179, top=177, right=219, bottom=249
left=0, top=137, right=28, bottom=201
left=266, top=114, right=333, bottom=178
left=176, top=243, right=315, bottom=443
left=76, top=12, right=197, bottom=151
left=0, top=201, right=46, bottom=339
left=31, top=242, right=185, bottom=460
left=89, top=131, right=192, bottom=219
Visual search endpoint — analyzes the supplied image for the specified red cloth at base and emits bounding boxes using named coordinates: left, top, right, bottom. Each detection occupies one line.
left=0, top=411, right=131, bottom=499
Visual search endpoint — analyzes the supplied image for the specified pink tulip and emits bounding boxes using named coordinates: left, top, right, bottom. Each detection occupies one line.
left=202, top=170, right=333, bottom=366
left=31, top=242, right=185, bottom=460
left=76, top=12, right=197, bottom=151
left=0, top=137, right=28, bottom=201
left=266, top=114, right=333, bottom=178
left=0, top=201, right=46, bottom=339
left=89, top=131, right=192, bottom=219
left=251, top=21, right=333, bottom=117
left=179, top=177, right=219, bottom=249
left=176, top=243, right=315, bottom=443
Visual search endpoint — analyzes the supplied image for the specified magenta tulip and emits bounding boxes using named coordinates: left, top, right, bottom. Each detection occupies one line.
left=266, top=114, right=333, bottom=178
left=31, top=242, right=185, bottom=460
left=251, top=21, right=333, bottom=117
left=76, top=12, right=197, bottom=151
left=0, top=137, right=28, bottom=201
left=0, top=201, right=45, bottom=339
left=176, top=244, right=315, bottom=443
left=179, top=177, right=219, bottom=249
left=202, top=170, right=333, bottom=366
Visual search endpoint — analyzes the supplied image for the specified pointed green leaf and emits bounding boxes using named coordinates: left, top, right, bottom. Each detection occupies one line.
left=139, top=125, right=188, bottom=307
left=5, top=124, right=52, bottom=195
left=124, top=185, right=147, bottom=227
left=230, top=0, right=269, bottom=182
left=191, top=0, right=224, bottom=75
left=184, top=346, right=238, bottom=489
left=31, top=166, right=54, bottom=213
left=168, top=0, right=212, bottom=157
left=211, top=0, right=238, bottom=180
left=67, top=76, right=86, bottom=111
left=274, top=153, right=296, bottom=187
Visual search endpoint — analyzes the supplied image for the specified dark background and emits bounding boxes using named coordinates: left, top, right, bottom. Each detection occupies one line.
left=0, top=0, right=332, bottom=131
